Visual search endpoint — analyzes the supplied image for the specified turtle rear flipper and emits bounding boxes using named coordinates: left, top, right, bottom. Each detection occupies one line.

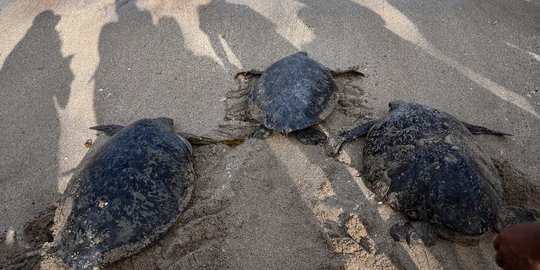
left=432, top=224, right=483, bottom=246
left=389, top=221, right=437, bottom=246
left=248, top=125, right=273, bottom=140
left=462, top=122, right=512, bottom=136
left=396, top=222, right=485, bottom=246
left=90, top=124, right=124, bottom=136
left=390, top=221, right=489, bottom=246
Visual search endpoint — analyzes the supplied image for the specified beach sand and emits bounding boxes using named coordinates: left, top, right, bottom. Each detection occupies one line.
left=1, top=0, right=539, bottom=269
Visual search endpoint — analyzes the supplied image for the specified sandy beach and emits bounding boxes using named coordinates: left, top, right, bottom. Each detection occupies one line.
left=1, top=0, right=539, bottom=269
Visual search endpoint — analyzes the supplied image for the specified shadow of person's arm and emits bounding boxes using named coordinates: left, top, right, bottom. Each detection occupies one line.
left=54, top=55, right=74, bottom=109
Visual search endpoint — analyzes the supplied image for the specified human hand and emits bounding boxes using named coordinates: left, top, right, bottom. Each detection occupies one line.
left=493, top=221, right=540, bottom=270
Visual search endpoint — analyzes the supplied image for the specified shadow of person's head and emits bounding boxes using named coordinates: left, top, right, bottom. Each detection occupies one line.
left=33, top=10, right=60, bottom=28
left=114, top=0, right=142, bottom=19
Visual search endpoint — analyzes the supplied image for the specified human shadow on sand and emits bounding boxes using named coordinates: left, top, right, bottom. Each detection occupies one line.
left=0, top=10, right=73, bottom=269
left=90, top=0, right=342, bottom=269
left=197, top=0, right=299, bottom=73
left=197, top=0, right=425, bottom=268
left=295, top=0, right=513, bottom=268
left=382, top=0, right=540, bottom=179
left=92, top=0, right=228, bottom=133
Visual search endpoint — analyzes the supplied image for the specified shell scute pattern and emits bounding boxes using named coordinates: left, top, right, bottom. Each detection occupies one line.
left=250, top=52, right=338, bottom=133
left=362, top=102, right=502, bottom=237
left=51, top=118, right=193, bottom=269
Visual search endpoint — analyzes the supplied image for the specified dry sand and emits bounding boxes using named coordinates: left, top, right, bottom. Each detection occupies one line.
left=1, top=0, right=539, bottom=269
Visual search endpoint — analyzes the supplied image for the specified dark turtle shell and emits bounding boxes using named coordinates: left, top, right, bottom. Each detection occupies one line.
left=250, top=52, right=338, bottom=133
left=51, top=118, right=193, bottom=269
left=362, top=102, right=503, bottom=237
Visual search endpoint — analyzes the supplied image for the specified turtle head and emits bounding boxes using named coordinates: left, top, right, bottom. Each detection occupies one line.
left=154, top=117, right=174, bottom=130
left=389, top=100, right=406, bottom=111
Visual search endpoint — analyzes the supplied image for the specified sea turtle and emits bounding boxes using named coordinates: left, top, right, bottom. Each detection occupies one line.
left=237, top=52, right=363, bottom=144
left=46, top=118, right=194, bottom=269
left=334, top=101, right=536, bottom=244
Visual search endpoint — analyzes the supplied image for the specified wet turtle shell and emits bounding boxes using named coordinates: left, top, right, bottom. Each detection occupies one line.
left=49, top=118, right=193, bottom=269
left=249, top=52, right=338, bottom=133
left=342, top=101, right=509, bottom=240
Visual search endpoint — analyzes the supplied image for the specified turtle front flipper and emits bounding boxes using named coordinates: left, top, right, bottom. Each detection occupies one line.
left=330, top=68, right=365, bottom=78
left=389, top=221, right=437, bottom=246
left=390, top=221, right=490, bottom=246
left=179, top=132, right=245, bottom=147
left=234, top=69, right=263, bottom=80
left=89, top=124, right=124, bottom=136
left=329, top=120, right=379, bottom=156
left=391, top=222, right=488, bottom=246
left=462, top=122, right=512, bottom=136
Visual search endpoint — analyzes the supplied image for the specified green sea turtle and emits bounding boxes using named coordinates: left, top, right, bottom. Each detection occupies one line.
left=47, top=118, right=194, bottom=269
left=335, top=101, right=536, bottom=244
left=237, top=52, right=363, bottom=144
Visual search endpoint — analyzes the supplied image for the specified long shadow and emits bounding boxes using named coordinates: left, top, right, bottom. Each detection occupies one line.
left=294, top=1, right=516, bottom=268
left=294, top=0, right=427, bottom=268
left=92, top=1, right=337, bottom=268
left=196, top=0, right=427, bottom=268
left=385, top=0, right=539, bottom=91
left=93, top=0, right=228, bottom=133
left=297, top=0, right=540, bottom=127
left=382, top=0, right=540, bottom=178
left=87, top=0, right=529, bottom=268
left=0, top=10, right=73, bottom=246
left=197, top=0, right=298, bottom=72
left=197, top=2, right=351, bottom=267
left=295, top=0, right=452, bottom=104
left=223, top=139, right=341, bottom=269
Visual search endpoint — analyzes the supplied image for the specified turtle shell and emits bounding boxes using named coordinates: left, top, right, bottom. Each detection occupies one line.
left=51, top=118, right=193, bottom=269
left=362, top=102, right=503, bottom=237
left=250, top=52, right=338, bottom=133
